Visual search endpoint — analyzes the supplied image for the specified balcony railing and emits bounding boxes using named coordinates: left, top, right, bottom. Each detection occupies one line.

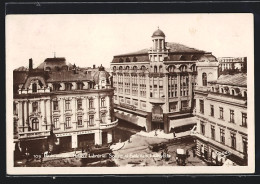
left=149, top=97, right=165, bottom=103
left=194, top=86, right=211, bottom=92
left=19, top=130, right=50, bottom=139
left=100, top=119, right=118, bottom=129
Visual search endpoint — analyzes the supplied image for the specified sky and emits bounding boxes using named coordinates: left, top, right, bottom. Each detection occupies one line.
left=6, top=14, right=253, bottom=70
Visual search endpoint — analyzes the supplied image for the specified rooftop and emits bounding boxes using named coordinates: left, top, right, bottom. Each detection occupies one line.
left=114, top=42, right=205, bottom=57
left=209, top=73, right=247, bottom=87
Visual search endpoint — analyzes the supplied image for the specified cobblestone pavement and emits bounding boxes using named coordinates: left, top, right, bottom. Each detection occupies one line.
left=112, top=134, right=207, bottom=167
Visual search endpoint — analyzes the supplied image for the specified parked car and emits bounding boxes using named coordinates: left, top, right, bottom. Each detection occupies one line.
left=148, top=143, right=167, bottom=152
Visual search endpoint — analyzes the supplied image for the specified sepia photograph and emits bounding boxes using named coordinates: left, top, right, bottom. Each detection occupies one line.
left=6, top=13, right=254, bottom=174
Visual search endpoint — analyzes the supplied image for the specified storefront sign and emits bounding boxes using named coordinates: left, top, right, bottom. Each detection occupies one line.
left=56, top=130, right=94, bottom=137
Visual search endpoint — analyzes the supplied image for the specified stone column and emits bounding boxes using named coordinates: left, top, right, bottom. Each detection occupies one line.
left=46, top=100, right=51, bottom=129
left=177, top=73, right=181, bottom=111
left=24, top=101, right=28, bottom=132
left=71, top=134, right=78, bottom=148
left=60, top=98, right=64, bottom=126
left=157, top=77, right=159, bottom=98
left=83, top=97, right=88, bottom=126
left=188, top=73, right=193, bottom=107
left=164, top=73, right=169, bottom=112
left=94, top=130, right=102, bottom=145
left=18, top=101, right=23, bottom=127
left=107, top=130, right=113, bottom=144
left=137, top=73, right=141, bottom=109
left=106, top=96, right=111, bottom=122
left=95, top=96, right=100, bottom=127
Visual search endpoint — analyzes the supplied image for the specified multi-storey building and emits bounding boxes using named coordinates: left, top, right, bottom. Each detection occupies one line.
left=13, top=57, right=117, bottom=155
left=110, top=28, right=218, bottom=133
left=194, top=60, right=247, bottom=166
left=218, top=57, right=247, bottom=73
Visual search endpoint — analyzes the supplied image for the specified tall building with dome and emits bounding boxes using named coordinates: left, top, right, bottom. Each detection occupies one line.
left=13, top=57, right=117, bottom=155
left=110, top=28, right=218, bottom=134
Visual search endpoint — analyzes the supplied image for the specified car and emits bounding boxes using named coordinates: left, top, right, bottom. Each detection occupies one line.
left=148, top=143, right=167, bottom=152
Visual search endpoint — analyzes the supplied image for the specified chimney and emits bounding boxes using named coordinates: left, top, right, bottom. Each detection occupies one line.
left=29, top=58, right=33, bottom=71
left=93, top=64, right=96, bottom=69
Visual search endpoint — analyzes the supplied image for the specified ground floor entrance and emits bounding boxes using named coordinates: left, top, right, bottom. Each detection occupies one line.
left=77, top=134, right=95, bottom=149
left=151, top=121, right=164, bottom=131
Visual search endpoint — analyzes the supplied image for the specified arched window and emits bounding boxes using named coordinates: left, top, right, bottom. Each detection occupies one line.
left=32, top=83, right=37, bottom=93
left=221, top=88, right=224, bottom=93
left=125, top=66, right=129, bottom=71
left=154, top=66, right=158, bottom=73
left=168, top=65, right=175, bottom=73
left=202, top=73, right=207, bottom=86
left=159, top=66, right=163, bottom=73
left=119, top=66, right=123, bottom=71
left=191, top=64, right=197, bottom=72
left=133, top=66, right=137, bottom=72
left=32, top=118, right=39, bottom=131
left=32, top=102, right=38, bottom=112
left=231, top=89, right=235, bottom=95
left=212, top=87, right=214, bottom=92
left=180, top=65, right=187, bottom=72
left=141, top=66, right=146, bottom=71
left=244, top=91, right=247, bottom=98
left=113, top=66, right=116, bottom=71
left=125, top=57, right=130, bottom=62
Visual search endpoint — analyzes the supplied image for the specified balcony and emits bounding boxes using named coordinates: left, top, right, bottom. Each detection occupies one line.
left=149, top=97, right=165, bottom=104
left=194, top=86, right=211, bottom=92
left=100, top=119, right=118, bottom=129
left=19, top=130, right=50, bottom=139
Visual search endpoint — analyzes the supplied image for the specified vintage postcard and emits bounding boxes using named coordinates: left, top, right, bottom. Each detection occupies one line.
left=6, top=14, right=254, bottom=174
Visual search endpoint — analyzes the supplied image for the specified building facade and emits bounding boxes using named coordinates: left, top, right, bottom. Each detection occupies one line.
left=194, top=60, right=248, bottom=166
left=110, top=28, right=218, bottom=133
left=218, top=57, right=247, bottom=73
left=13, top=58, right=117, bottom=155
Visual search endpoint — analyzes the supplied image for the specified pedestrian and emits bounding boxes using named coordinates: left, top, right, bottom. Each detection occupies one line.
left=193, top=148, right=196, bottom=157
left=186, top=150, right=189, bottom=158
left=154, top=129, right=158, bottom=136
left=173, top=131, right=176, bottom=138
left=161, top=151, right=164, bottom=160
left=82, top=146, right=84, bottom=153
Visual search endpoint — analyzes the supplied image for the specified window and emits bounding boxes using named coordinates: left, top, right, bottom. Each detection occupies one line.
left=89, top=99, right=94, bottom=109
left=32, top=83, right=37, bottom=93
left=220, top=128, right=225, bottom=144
left=65, top=117, right=71, bottom=128
left=101, top=114, right=106, bottom=123
left=65, top=100, right=70, bottom=110
left=231, top=132, right=236, bottom=149
left=65, top=83, right=72, bottom=91
left=242, top=137, right=248, bottom=154
left=242, top=113, right=247, bottom=127
left=201, top=122, right=205, bottom=135
left=89, top=115, right=94, bottom=126
left=77, top=99, right=82, bottom=110
left=77, top=82, right=84, bottom=90
left=101, top=98, right=106, bottom=107
left=210, top=105, right=214, bottom=117
left=77, top=116, right=82, bottom=126
left=32, top=118, right=39, bottom=131
left=230, top=110, right=234, bottom=123
left=54, top=118, right=59, bottom=128
left=53, top=101, right=59, bottom=111
left=219, top=107, right=224, bottom=119
left=202, top=73, right=207, bottom=86
left=32, top=102, right=38, bottom=112
left=200, top=100, right=204, bottom=114
left=211, top=125, right=215, bottom=140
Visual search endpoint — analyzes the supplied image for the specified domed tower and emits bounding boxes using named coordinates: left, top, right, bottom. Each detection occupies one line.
left=152, top=27, right=166, bottom=52
left=93, top=65, right=111, bottom=89
left=149, top=27, right=169, bottom=64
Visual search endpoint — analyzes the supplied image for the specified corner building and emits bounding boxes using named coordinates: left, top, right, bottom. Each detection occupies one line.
left=13, top=58, right=117, bottom=155
left=194, top=59, right=247, bottom=166
left=110, top=28, right=218, bottom=133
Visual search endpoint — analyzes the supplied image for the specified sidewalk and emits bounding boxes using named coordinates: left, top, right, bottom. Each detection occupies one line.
left=136, top=129, right=191, bottom=139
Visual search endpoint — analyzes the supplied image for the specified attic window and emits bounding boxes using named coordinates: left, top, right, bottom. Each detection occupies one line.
left=133, top=57, right=137, bottom=62
left=32, top=83, right=37, bottom=93
left=126, top=57, right=130, bottom=62
left=77, top=82, right=84, bottom=90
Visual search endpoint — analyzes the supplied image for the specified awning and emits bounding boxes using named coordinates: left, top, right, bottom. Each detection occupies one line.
left=170, top=117, right=196, bottom=129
